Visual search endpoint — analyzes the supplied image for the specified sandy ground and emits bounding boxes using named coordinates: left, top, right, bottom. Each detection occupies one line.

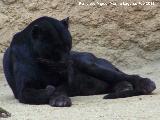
left=0, top=60, right=160, bottom=120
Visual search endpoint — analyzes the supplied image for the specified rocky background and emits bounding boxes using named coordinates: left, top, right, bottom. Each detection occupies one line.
left=0, top=0, right=160, bottom=69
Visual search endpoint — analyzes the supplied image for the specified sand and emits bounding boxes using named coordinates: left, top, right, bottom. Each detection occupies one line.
left=0, top=59, right=160, bottom=120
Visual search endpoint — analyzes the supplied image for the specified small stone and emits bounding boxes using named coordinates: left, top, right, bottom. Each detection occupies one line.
left=23, top=0, right=39, bottom=11
left=0, top=107, right=11, bottom=118
left=51, top=1, right=58, bottom=9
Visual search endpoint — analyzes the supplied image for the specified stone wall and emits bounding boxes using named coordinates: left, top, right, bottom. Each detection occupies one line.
left=0, top=0, right=160, bottom=69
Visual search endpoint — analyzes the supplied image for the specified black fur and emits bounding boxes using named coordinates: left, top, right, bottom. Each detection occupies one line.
left=3, top=16, right=156, bottom=107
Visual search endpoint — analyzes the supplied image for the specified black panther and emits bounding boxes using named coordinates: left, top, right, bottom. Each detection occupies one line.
left=3, top=16, right=156, bottom=107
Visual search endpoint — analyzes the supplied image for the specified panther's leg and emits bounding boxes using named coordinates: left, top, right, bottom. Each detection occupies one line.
left=104, top=81, right=141, bottom=99
left=72, top=52, right=129, bottom=84
left=49, top=84, right=72, bottom=107
left=49, top=63, right=73, bottom=107
left=19, top=85, right=55, bottom=104
left=12, top=60, right=56, bottom=104
left=72, top=52, right=156, bottom=95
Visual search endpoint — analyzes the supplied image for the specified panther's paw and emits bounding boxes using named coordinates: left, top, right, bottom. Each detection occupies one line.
left=133, top=76, right=156, bottom=94
left=138, top=78, right=156, bottom=94
left=49, top=95, right=72, bottom=107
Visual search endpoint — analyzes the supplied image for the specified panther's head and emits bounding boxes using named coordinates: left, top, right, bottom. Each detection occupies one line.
left=28, top=16, right=72, bottom=63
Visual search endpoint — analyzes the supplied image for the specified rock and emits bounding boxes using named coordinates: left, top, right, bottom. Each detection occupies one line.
left=0, top=13, right=8, bottom=29
left=51, top=0, right=58, bottom=9
left=23, top=0, right=40, bottom=11
left=0, top=107, right=11, bottom=118
left=2, top=0, right=16, bottom=5
left=0, top=0, right=160, bottom=68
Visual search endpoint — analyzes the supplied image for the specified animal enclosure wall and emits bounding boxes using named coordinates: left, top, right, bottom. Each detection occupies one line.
left=0, top=0, right=160, bottom=69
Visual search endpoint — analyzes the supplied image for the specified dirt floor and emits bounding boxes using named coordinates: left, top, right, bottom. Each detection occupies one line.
left=0, top=53, right=160, bottom=120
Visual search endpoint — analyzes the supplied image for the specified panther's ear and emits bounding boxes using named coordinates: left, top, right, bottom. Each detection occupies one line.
left=32, top=25, right=41, bottom=39
left=61, top=17, right=69, bottom=28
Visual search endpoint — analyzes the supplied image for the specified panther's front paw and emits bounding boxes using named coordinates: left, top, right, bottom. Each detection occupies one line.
left=49, top=95, right=72, bottom=107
